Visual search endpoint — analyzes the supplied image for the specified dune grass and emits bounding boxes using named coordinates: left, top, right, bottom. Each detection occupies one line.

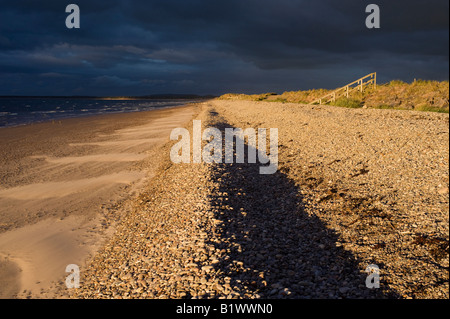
left=218, top=80, right=449, bottom=113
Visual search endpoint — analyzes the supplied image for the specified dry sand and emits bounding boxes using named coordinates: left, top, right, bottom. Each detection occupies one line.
left=3, top=99, right=447, bottom=299
left=0, top=104, right=199, bottom=298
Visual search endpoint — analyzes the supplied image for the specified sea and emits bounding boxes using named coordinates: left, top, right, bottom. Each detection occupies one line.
left=0, top=97, right=197, bottom=128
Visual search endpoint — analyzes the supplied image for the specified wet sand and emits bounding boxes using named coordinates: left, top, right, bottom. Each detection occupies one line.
left=0, top=104, right=198, bottom=298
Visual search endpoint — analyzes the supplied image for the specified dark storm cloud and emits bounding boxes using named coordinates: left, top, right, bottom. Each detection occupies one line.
left=0, top=0, right=448, bottom=95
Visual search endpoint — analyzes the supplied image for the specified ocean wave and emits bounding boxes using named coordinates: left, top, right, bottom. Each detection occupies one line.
left=0, top=99, right=191, bottom=127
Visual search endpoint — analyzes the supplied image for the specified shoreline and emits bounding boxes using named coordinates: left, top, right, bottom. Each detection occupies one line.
left=1, top=99, right=448, bottom=299
left=0, top=103, right=200, bottom=298
left=0, top=101, right=201, bottom=129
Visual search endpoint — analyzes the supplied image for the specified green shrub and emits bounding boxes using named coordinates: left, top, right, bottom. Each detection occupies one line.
left=332, top=97, right=363, bottom=108
left=415, top=104, right=449, bottom=113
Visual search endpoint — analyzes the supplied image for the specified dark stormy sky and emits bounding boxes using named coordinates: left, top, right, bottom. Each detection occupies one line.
left=0, top=0, right=448, bottom=96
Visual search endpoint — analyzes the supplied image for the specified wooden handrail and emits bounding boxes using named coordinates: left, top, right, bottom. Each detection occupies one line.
left=309, top=72, right=377, bottom=105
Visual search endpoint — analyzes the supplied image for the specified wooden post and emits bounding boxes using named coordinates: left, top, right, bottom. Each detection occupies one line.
left=308, top=72, right=377, bottom=105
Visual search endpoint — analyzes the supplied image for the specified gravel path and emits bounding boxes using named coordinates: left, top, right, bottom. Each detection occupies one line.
left=71, top=101, right=448, bottom=299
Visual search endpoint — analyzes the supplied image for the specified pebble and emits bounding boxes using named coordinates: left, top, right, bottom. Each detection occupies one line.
left=339, top=287, right=350, bottom=294
left=201, top=266, right=214, bottom=273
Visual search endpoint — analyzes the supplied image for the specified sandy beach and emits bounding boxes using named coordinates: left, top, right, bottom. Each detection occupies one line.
left=1, top=100, right=448, bottom=299
left=0, top=104, right=199, bottom=298
left=71, top=100, right=447, bottom=299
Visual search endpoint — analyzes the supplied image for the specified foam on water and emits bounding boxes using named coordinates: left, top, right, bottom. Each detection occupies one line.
left=0, top=97, right=194, bottom=127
